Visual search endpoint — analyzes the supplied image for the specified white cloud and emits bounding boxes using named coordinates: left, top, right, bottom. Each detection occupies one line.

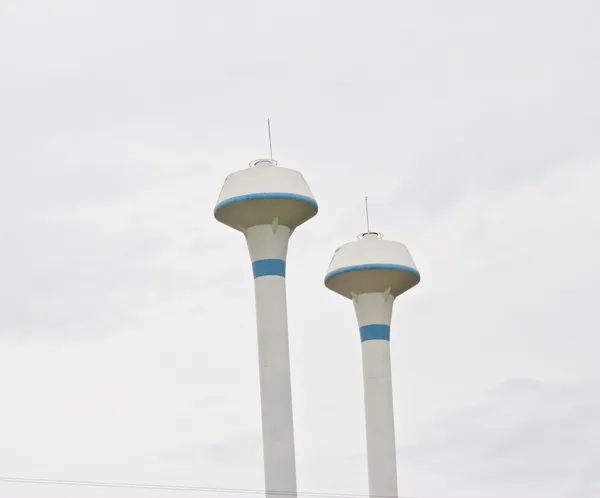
left=400, top=379, right=600, bottom=498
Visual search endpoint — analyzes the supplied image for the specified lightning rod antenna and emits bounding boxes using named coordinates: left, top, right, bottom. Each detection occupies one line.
left=365, top=195, right=371, bottom=233
left=267, top=119, right=274, bottom=162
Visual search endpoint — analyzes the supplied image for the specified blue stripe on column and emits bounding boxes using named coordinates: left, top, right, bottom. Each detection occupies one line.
left=252, top=259, right=286, bottom=278
left=359, top=324, right=391, bottom=342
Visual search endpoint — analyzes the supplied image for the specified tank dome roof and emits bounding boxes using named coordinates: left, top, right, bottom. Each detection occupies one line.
left=214, top=159, right=318, bottom=231
left=325, top=232, right=420, bottom=299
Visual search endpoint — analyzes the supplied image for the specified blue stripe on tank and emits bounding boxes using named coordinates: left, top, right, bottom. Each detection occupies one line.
left=359, top=324, right=391, bottom=342
left=252, top=259, right=286, bottom=278
left=214, top=192, right=318, bottom=215
left=325, top=263, right=421, bottom=283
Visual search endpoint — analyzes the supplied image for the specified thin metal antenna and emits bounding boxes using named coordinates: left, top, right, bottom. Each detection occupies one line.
left=267, top=119, right=274, bottom=162
left=365, top=195, right=371, bottom=233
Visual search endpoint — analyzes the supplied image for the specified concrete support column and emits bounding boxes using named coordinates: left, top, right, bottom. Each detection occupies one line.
left=353, top=291, right=398, bottom=498
left=246, top=223, right=297, bottom=498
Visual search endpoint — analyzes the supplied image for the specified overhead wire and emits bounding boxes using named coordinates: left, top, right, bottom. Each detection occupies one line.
left=0, top=476, right=417, bottom=498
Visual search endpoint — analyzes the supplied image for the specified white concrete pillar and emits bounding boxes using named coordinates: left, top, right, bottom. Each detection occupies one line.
left=353, top=291, right=398, bottom=498
left=245, top=222, right=297, bottom=498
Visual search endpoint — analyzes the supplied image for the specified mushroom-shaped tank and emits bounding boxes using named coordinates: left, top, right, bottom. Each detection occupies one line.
left=325, top=232, right=420, bottom=299
left=214, top=159, right=318, bottom=231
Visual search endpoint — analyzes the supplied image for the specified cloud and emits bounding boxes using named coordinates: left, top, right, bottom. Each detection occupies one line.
left=400, top=379, right=600, bottom=498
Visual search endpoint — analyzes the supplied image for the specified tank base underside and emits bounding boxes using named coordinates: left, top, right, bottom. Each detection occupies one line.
left=325, top=268, right=420, bottom=299
left=215, top=198, right=318, bottom=231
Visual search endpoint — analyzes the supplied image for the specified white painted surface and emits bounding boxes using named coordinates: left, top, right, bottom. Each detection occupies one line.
left=254, top=274, right=296, bottom=498
left=326, top=235, right=417, bottom=277
left=214, top=161, right=318, bottom=231
left=325, top=234, right=420, bottom=299
left=325, top=235, right=421, bottom=498
left=215, top=160, right=318, bottom=498
left=361, top=338, right=398, bottom=498
left=215, top=163, right=316, bottom=207
left=354, top=292, right=398, bottom=498
left=246, top=223, right=291, bottom=262
left=244, top=224, right=297, bottom=498
left=352, top=292, right=394, bottom=328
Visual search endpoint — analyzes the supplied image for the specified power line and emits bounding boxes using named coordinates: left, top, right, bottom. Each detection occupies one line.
left=0, top=476, right=416, bottom=498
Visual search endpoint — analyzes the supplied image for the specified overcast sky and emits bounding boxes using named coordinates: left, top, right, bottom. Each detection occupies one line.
left=1, top=1, right=599, bottom=497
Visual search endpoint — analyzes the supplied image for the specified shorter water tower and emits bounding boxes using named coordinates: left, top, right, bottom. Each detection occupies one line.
left=324, top=230, right=420, bottom=498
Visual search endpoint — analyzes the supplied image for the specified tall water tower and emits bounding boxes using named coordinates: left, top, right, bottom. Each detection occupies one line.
left=214, top=157, right=318, bottom=498
left=324, top=228, right=420, bottom=498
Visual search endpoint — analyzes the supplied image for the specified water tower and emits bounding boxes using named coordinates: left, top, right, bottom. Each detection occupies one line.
left=214, top=157, right=318, bottom=498
left=324, top=226, right=420, bottom=498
